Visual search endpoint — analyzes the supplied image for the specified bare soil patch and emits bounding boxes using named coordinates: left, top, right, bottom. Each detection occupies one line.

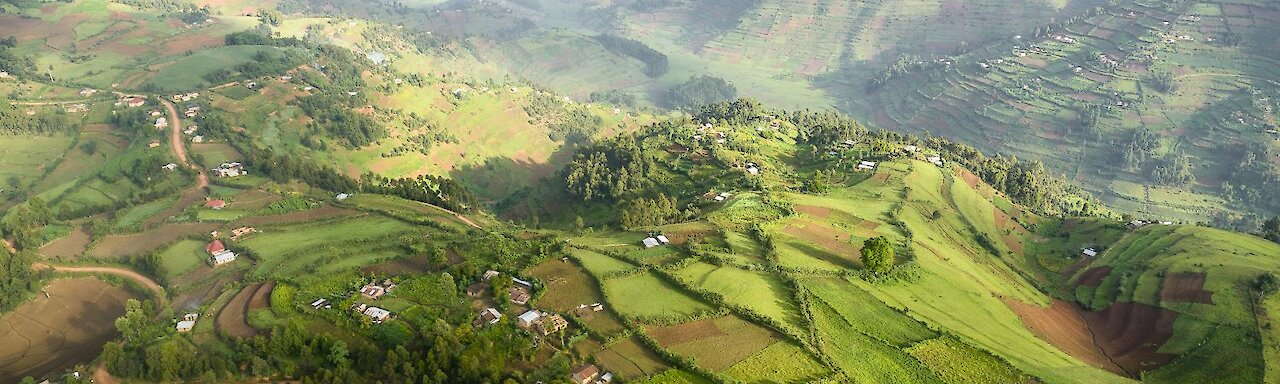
left=40, top=226, right=91, bottom=258
left=1083, top=302, right=1179, bottom=375
left=248, top=282, right=273, bottom=310
left=89, top=223, right=220, bottom=259
left=781, top=220, right=859, bottom=257
left=361, top=255, right=432, bottom=275
left=0, top=278, right=134, bottom=383
left=1005, top=299, right=1122, bottom=374
left=647, top=318, right=727, bottom=346
left=216, top=283, right=264, bottom=338
left=1075, top=267, right=1112, bottom=287
left=794, top=204, right=831, bottom=219
left=1159, top=272, right=1214, bottom=304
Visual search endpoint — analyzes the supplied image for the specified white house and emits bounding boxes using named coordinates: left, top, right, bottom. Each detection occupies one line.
left=483, top=270, right=500, bottom=281
left=904, top=145, right=919, bottom=153
left=517, top=310, right=541, bottom=328
left=1082, top=248, right=1098, bottom=257
left=214, top=162, right=244, bottom=178
left=642, top=237, right=661, bottom=248
left=212, top=250, right=237, bottom=266
left=162, top=163, right=178, bottom=171
left=480, top=308, right=502, bottom=324
left=656, top=235, right=670, bottom=244
left=746, top=166, right=759, bottom=175
left=176, top=320, right=195, bottom=333
left=857, top=160, right=877, bottom=170
left=363, top=306, right=391, bottom=322
left=154, top=117, right=168, bottom=129
left=336, top=193, right=351, bottom=201
left=926, top=156, right=944, bottom=166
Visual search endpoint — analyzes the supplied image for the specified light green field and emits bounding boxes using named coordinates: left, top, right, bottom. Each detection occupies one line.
left=238, top=215, right=416, bottom=278
left=906, top=337, right=1032, bottom=384
left=721, top=341, right=828, bottom=382
left=143, top=46, right=288, bottom=91
left=0, top=135, right=72, bottom=190
left=570, top=248, right=635, bottom=276
left=157, top=239, right=206, bottom=280
left=113, top=197, right=177, bottom=230
left=673, top=261, right=804, bottom=332
left=603, top=271, right=715, bottom=321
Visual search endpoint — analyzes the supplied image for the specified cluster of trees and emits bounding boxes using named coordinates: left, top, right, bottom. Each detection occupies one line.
left=866, top=54, right=946, bottom=92
left=927, top=138, right=1094, bottom=215
left=0, top=233, right=40, bottom=312
left=619, top=193, right=684, bottom=229
left=588, top=89, right=638, bottom=107
left=1221, top=142, right=1280, bottom=211
left=792, top=110, right=870, bottom=148
left=1072, top=104, right=1103, bottom=139
left=1119, top=128, right=1160, bottom=171
left=860, top=236, right=895, bottom=274
left=1262, top=216, right=1280, bottom=244
left=1148, top=70, right=1178, bottom=93
left=361, top=174, right=479, bottom=213
left=593, top=34, right=669, bottom=77
left=294, top=94, right=386, bottom=147
left=224, top=30, right=304, bottom=47
left=0, top=102, right=75, bottom=135
left=523, top=92, right=603, bottom=143
left=0, top=36, right=34, bottom=77
left=563, top=136, right=655, bottom=201
left=664, top=76, right=737, bottom=109
left=1149, top=151, right=1195, bottom=187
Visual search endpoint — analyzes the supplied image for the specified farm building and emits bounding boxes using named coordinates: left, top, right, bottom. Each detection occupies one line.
left=154, top=117, right=168, bottom=129
left=148, top=140, right=161, bottom=148
left=161, top=163, right=178, bottom=171
left=517, top=310, right=541, bottom=329
left=230, top=226, right=256, bottom=240
left=512, top=277, right=533, bottom=288
left=1127, top=220, right=1148, bottom=229
left=510, top=287, right=531, bottom=305
left=483, top=270, right=500, bottom=281
left=642, top=237, right=661, bottom=248
left=214, top=162, right=245, bottom=178
left=571, top=365, right=600, bottom=384
left=656, top=235, right=670, bottom=244
left=176, top=320, right=195, bottom=333
left=857, top=160, right=877, bottom=170
left=466, top=283, right=486, bottom=297
left=362, top=306, right=391, bottom=323
left=336, top=193, right=351, bottom=201
left=360, top=284, right=387, bottom=299
left=310, top=299, right=329, bottom=309
left=211, top=250, right=237, bottom=266
left=191, top=135, right=204, bottom=143
left=926, top=155, right=944, bottom=166
left=477, top=308, right=502, bottom=325
left=904, top=145, right=919, bottom=153
left=1082, top=248, right=1099, bottom=257
left=121, top=96, right=146, bottom=107
left=539, top=314, right=568, bottom=336
left=204, top=199, right=227, bottom=210
left=206, top=240, right=226, bottom=254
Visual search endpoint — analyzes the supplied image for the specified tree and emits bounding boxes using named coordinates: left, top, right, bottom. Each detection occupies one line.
left=1262, top=216, right=1280, bottom=243
left=860, top=236, right=895, bottom=274
left=1256, top=272, right=1279, bottom=295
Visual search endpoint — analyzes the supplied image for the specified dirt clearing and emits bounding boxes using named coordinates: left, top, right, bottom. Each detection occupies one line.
left=1006, top=299, right=1179, bottom=377
left=646, top=317, right=726, bottom=346
left=0, top=278, right=135, bottom=383
left=39, top=226, right=91, bottom=258
left=217, top=283, right=267, bottom=338
left=89, top=223, right=220, bottom=259
left=1075, top=267, right=1112, bottom=287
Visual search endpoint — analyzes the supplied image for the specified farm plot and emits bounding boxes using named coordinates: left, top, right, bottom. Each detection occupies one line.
left=216, top=283, right=272, bottom=338
left=238, top=215, right=416, bottom=278
left=603, top=271, right=716, bottom=322
left=39, top=225, right=91, bottom=258
left=810, top=299, right=941, bottom=383
left=592, top=335, right=671, bottom=380
left=89, top=222, right=221, bottom=259
left=906, top=336, right=1032, bottom=384
left=673, top=261, right=804, bottom=331
left=0, top=134, right=72, bottom=191
left=802, top=276, right=936, bottom=346
left=0, top=278, right=134, bottom=383
left=646, top=315, right=778, bottom=371
left=570, top=248, right=635, bottom=276
left=721, top=341, right=828, bottom=383
left=156, top=239, right=207, bottom=281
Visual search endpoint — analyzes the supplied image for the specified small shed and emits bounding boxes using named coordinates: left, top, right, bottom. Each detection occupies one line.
left=517, top=310, right=541, bottom=328
left=642, top=237, right=660, bottom=248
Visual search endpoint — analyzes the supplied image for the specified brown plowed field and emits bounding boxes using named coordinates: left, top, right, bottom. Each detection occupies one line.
left=1007, top=299, right=1179, bottom=377
left=1159, top=272, right=1214, bottom=304
left=781, top=220, right=859, bottom=257
left=1005, top=299, right=1123, bottom=374
left=0, top=278, right=134, bottom=383
left=1075, top=267, right=1112, bottom=287
left=231, top=206, right=356, bottom=226
left=216, top=283, right=268, bottom=338
left=794, top=204, right=831, bottom=218
left=646, top=317, right=726, bottom=346
left=39, top=226, right=91, bottom=258
left=89, top=223, right=220, bottom=259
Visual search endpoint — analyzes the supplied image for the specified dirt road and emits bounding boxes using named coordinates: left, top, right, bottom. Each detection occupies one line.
left=141, top=100, right=209, bottom=227
left=34, top=263, right=164, bottom=300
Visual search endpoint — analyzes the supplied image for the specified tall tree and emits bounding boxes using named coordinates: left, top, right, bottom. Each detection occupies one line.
left=860, top=236, right=895, bottom=274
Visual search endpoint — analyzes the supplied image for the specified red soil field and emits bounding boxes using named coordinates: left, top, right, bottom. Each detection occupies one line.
left=1075, top=267, right=1112, bottom=287
left=1159, top=272, right=1214, bottom=304
left=1007, top=299, right=1180, bottom=377
left=794, top=204, right=832, bottom=219
left=646, top=318, right=726, bottom=346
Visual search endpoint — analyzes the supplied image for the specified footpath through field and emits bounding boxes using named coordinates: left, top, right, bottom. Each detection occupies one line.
left=142, top=99, right=210, bottom=227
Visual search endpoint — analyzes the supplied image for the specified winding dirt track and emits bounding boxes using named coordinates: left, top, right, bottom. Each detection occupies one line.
left=33, top=263, right=164, bottom=300
left=142, top=99, right=209, bottom=227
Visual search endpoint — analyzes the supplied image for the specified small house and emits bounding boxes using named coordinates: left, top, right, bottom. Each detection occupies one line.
left=148, top=140, right=161, bottom=148
left=591, top=303, right=605, bottom=312
left=176, top=320, right=195, bottom=333
left=642, top=237, right=660, bottom=248
left=1127, top=220, right=1148, bottom=229
left=191, top=135, right=204, bottom=143
left=1081, top=248, right=1098, bottom=257
left=512, top=277, right=533, bottom=288
left=231, top=226, right=256, bottom=240
left=206, top=240, right=226, bottom=255
left=155, top=117, right=168, bottom=129
left=509, top=287, right=531, bottom=305
left=517, top=310, right=541, bottom=329
left=245, top=81, right=258, bottom=89
left=360, top=284, right=387, bottom=299
left=363, top=306, right=391, bottom=323
left=478, top=308, right=502, bottom=325
left=124, top=97, right=146, bottom=108
left=0, top=71, right=9, bottom=79
left=183, top=126, right=198, bottom=135
left=926, top=156, right=944, bottom=166
left=204, top=199, right=226, bottom=210
left=656, top=235, right=670, bottom=244
left=211, top=250, right=237, bottom=266
left=310, top=298, right=328, bottom=309
left=336, top=193, right=350, bottom=201
left=539, top=314, right=568, bottom=335
left=483, top=270, right=500, bottom=281
left=214, top=162, right=244, bottom=178
left=162, top=163, right=178, bottom=171
left=904, top=145, right=919, bottom=153
left=857, top=160, right=878, bottom=171
left=571, top=365, right=600, bottom=384
left=746, top=166, right=760, bottom=175
left=466, top=283, right=486, bottom=297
